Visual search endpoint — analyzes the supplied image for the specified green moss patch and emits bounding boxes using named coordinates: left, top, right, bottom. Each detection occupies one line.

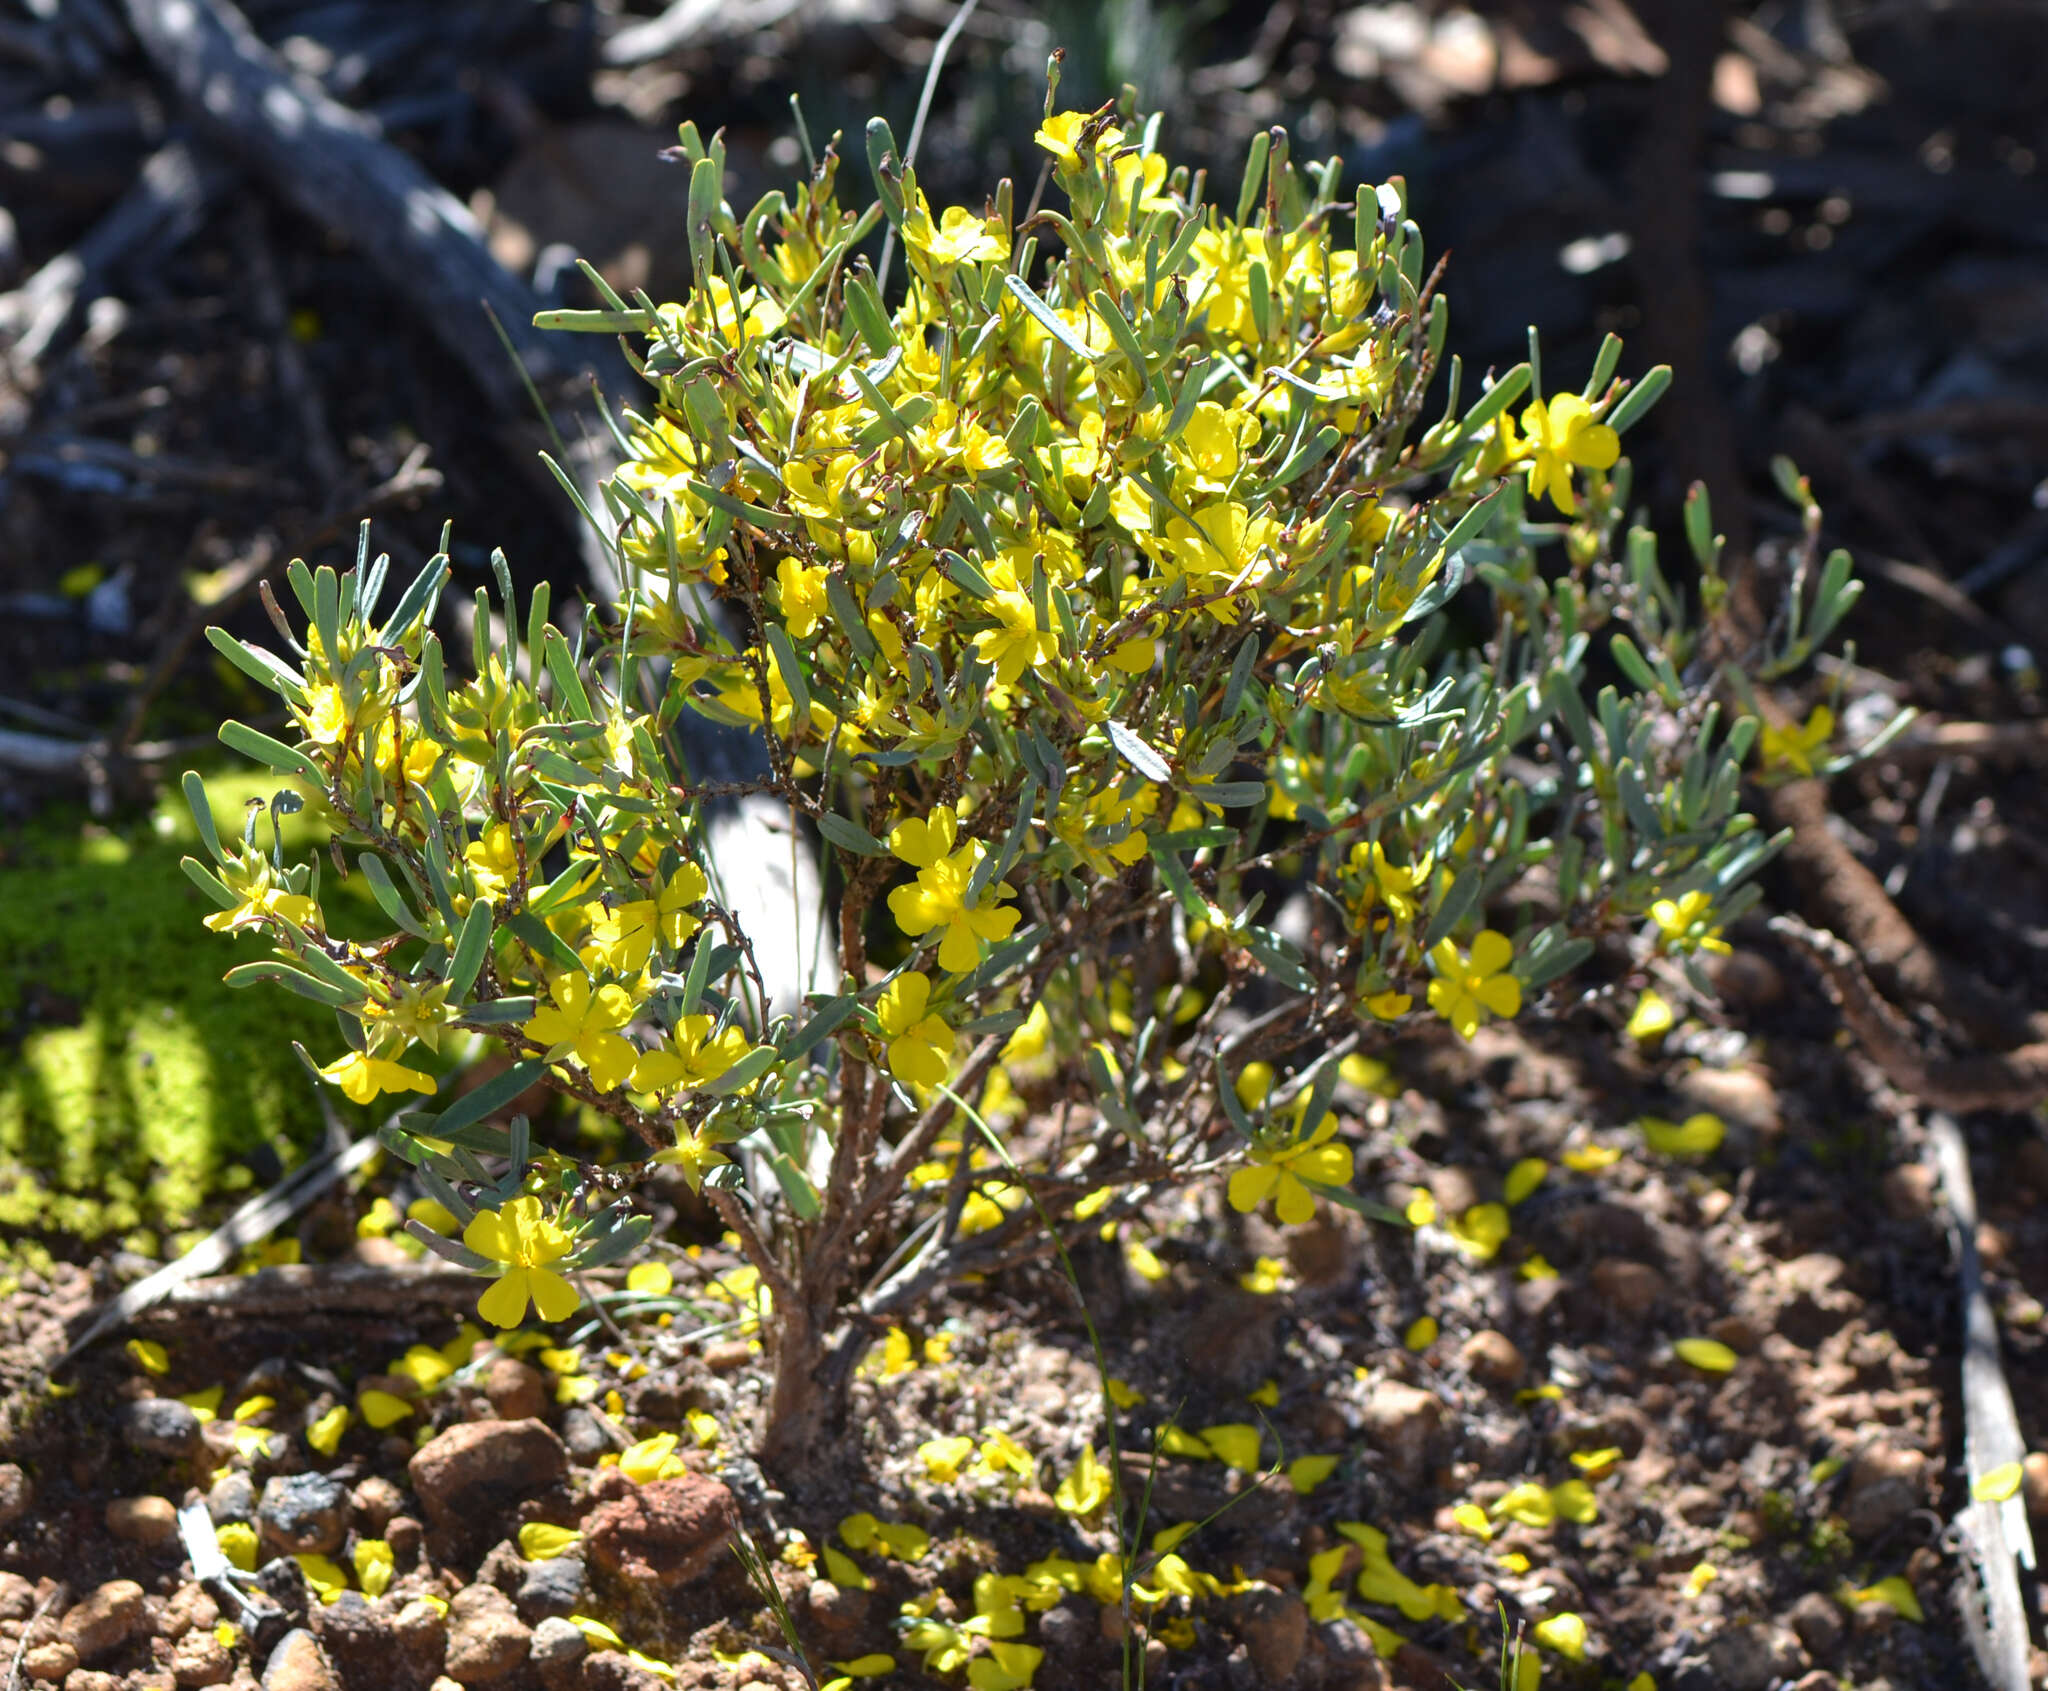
left=0, top=771, right=422, bottom=1242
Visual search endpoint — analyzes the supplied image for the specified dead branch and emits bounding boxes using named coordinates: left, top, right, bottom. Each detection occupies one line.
left=120, top=0, right=565, bottom=418
left=132, top=1260, right=484, bottom=1322
left=1929, top=1112, right=2035, bottom=1690
left=1770, top=914, right=2048, bottom=1112
left=0, top=140, right=229, bottom=382
left=1768, top=777, right=2048, bottom=1050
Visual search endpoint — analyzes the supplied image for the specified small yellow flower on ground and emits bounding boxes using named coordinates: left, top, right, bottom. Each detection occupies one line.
left=1426, top=930, right=1521, bottom=1039
left=464, top=1196, right=580, bottom=1328
left=353, top=1539, right=394, bottom=1598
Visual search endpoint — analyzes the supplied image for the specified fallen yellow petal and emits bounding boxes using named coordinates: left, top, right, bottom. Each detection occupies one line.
left=1673, top=1337, right=1738, bottom=1374
left=1973, top=1462, right=2023, bottom=1503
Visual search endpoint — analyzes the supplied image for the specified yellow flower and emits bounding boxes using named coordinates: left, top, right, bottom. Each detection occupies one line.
left=217, top=1522, right=259, bottom=1572
left=876, top=971, right=954, bottom=1090
left=632, top=1014, right=759, bottom=1096
left=973, top=582, right=1059, bottom=685
left=202, top=854, right=317, bottom=934
left=621, top=1433, right=685, bottom=1483
left=1425, top=929, right=1521, bottom=1039
left=901, top=198, right=1008, bottom=268
left=1625, top=989, right=1674, bottom=1043
left=1239, top=1255, right=1288, bottom=1295
left=519, top=1523, right=582, bottom=1560
left=1521, top=393, right=1620, bottom=513
left=887, top=811, right=1021, bottom=973
left=1760, top=704, right=1833, bottom=776
left=776, top=557, right=830, bottom=638
left=626, top=1262, right=673, bottom=1296
left=1649, top=889, right=1730, bottom=955
left=463, top=1196, right=581, bottom=1328
left=1504, top=1158, right=1548, bottom=1205
left=1534, top=1612, right=1586, bottom=1660
left=1149, top=499, right=1280, bottom=622
left=526, top=972, right=639, bottom=1092
left=1348, top=840, right=1431, bottom=926
left=358, top=1388, right=413, bottom=1428
left=1226, top=1114, right=1353, bottom=1226
left=838, top=1513, right=929, bottom=1560
left=1033, top=110, right=1121, bottom=171
left=1448, top=1202, right=1511, bottom=1262
left=126, top=1338, right=170, bottom=1375
left=464, top=822, right=521, bottom=899
left=318, top=1050, right=436, bottom=1106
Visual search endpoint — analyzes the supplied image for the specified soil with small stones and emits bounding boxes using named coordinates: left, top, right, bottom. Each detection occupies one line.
left=2, top=999, right=2038, bottom=1689
left=7, top=1, right=2048, bottom=1688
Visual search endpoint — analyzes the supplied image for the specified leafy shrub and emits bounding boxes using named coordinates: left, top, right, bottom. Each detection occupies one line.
left=186, top=82, right=1858, bottom=1465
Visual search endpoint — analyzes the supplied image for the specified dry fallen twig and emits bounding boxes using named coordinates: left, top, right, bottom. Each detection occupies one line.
left=1770, top=914, right=2048, bottom=1112
left=1929, top=1113, right=2034, bottom=1691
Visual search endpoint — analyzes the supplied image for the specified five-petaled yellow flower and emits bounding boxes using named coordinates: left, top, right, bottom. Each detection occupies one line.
left=632, top=1014, right=758, bottom=1095
left=526, top=972, right=638, bottom=1092
left=652, top=1128, right=731, bottom=1192
left=1227, top=1115, right=1354, bottom=1226
left=318, top=1050, right=435, bottom=1105
left=465, top=1196, right=580, bottom=1328
left=203, top=856, right=316, bottom=934
left=1521, top=393, right=1620, bottom=513
left=876, top=972, right=954, bottom=1090
left=1033, top=110, right=1122, bottom=172
left=1426, top=929, right=1522, bottom=1039
left=901, top=198, right=1008, bottom=268
left=1759, top=704, right=1832, bottom=776
left=887, top=810, right=1021, bottom=973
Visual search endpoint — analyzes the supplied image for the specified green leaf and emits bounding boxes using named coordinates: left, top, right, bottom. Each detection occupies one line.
left=219, top=720, right=323, bottom=784
left=817, top=812, right=890, bottom=857
left=180, top=856, right=239, bottom=910
left=1002, top=274, right=1096, bottom=362
left=204, top=627, right=305, bottom=699
left=460, top=997, right=537, bottom=1026
left=1148, top=841, right=1210, bottom=921
left=223, top=961, right=362, bottom=1007
left=1106, top=719, right=1171, bottom=782
left=447, top=899, right=494, bottom=1002
left=430, top=1059, right=546, bottom=1144
left=181, top=771, right=227, bottom=865
left=705, top=1044, right=780, bottom=1097
left=1421, top=865, right=1483, bottom=950
left=779, top=993, right=857, bottom=1060
left=571, top=1210, right=654, bottom=1270
left=936, top=548, right=997, bottom=601
left=504, top=913, right=583, bottom=974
